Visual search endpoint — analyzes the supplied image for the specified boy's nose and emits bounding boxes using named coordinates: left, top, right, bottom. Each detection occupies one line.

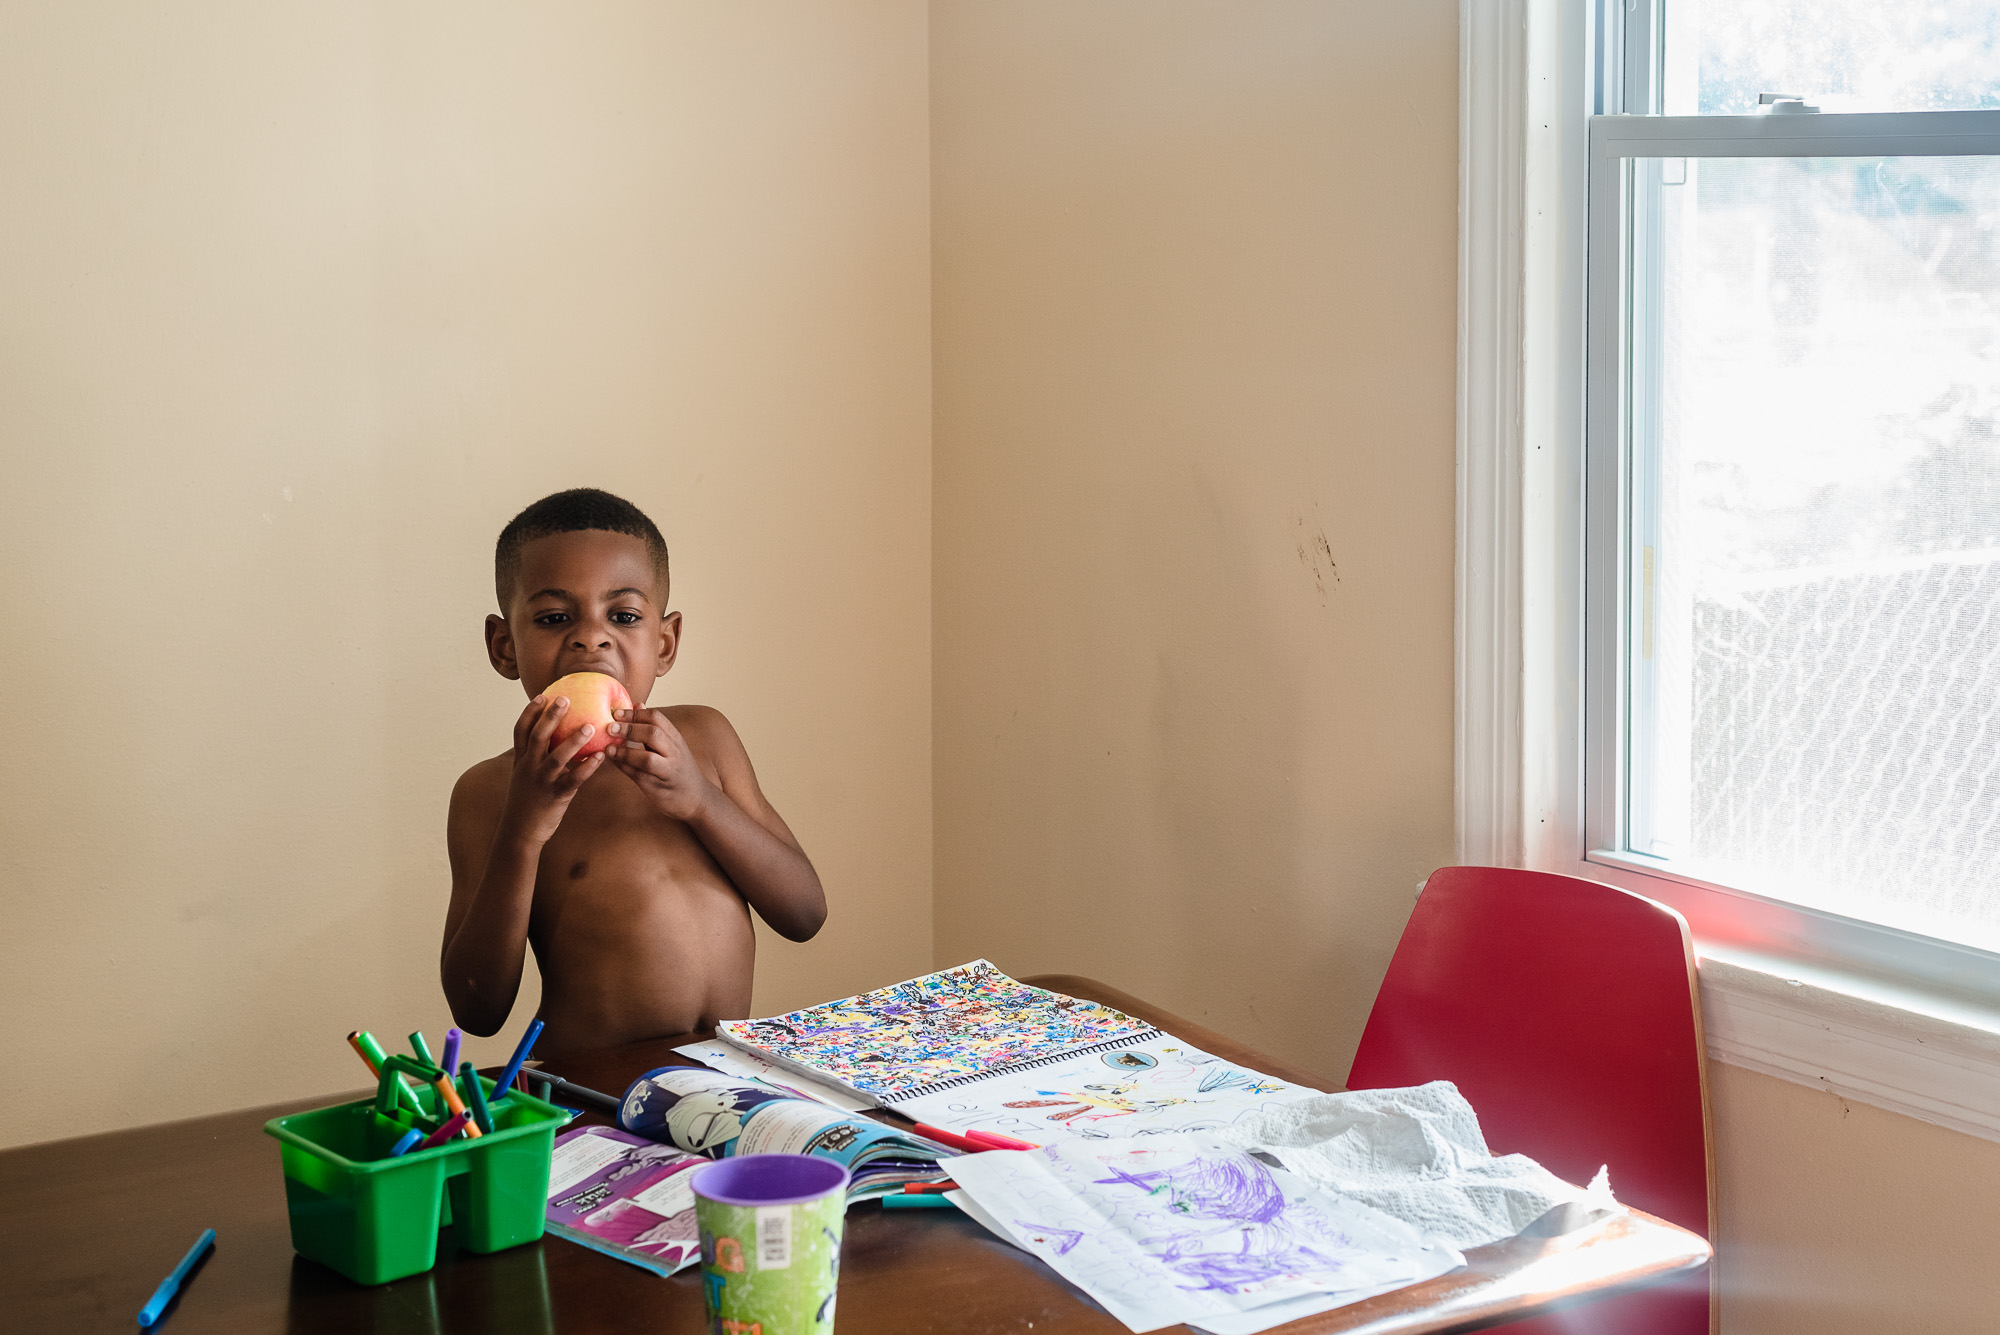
left=570, top=627, right=612, bottom=649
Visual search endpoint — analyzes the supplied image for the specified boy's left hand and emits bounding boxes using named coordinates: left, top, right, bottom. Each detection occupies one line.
left=607, top=708, right=714, bottom=822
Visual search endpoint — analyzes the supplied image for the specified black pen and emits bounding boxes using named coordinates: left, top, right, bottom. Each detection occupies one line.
left=516, top=1067, right=623, bottom=1115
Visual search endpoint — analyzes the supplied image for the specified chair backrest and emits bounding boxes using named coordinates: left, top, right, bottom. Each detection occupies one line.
left=1347, top=866, right=1714, bottom=1334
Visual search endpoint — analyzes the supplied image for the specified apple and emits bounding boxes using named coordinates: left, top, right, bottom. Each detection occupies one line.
left=543, top=671, right=633, bottom=758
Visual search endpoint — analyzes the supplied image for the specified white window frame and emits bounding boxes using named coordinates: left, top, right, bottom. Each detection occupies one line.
left=1458, top=0, right=2000, bottom=1142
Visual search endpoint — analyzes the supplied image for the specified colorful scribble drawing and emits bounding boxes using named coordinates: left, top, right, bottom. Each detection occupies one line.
left=1003, top=1079, right=1192, bottom=1125
left=716, top=961, right=1154, bottom=1098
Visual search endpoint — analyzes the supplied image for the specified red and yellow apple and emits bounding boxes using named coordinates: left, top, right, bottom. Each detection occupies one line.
left=543, top=671, right=632, bottom=758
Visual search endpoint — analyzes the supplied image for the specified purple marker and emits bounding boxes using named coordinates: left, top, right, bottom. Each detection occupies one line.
left=441, top=1028, right=462, bottom=1081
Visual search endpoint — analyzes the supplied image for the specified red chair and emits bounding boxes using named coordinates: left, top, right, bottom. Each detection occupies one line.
left=1346, top=866, right=1715, bottom=1334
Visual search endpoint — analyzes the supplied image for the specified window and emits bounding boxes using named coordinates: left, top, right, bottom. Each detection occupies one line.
left=1582, top=2, right=2000, bottom=968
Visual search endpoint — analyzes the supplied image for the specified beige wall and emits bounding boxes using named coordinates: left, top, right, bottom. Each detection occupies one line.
left=929, top=5, right=2000, bottom=1335
left=932, top=0, right=1460, bottom=1087
left=0, top=1, right=932, bottom=1148
left=1711, top=1062, right=2000, bottom=1333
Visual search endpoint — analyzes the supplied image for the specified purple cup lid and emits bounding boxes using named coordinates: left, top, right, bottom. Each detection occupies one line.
left=692, top=1154, right=851, bottom=1207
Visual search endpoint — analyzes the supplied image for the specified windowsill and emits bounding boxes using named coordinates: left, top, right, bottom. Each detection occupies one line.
left=1695, top=943, right=2000, bottom=1143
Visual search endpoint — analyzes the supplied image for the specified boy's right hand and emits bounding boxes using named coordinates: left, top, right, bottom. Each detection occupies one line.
left=500, top=694, right=606, bottom=846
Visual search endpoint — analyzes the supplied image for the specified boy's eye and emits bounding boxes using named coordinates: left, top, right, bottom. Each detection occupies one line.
left=611, top=611, right=642, bottom=626
left=534, top=612, right=571, bottom=627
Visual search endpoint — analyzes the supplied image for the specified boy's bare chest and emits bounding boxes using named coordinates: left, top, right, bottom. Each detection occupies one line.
left=532, top=771, right=721, bottom=892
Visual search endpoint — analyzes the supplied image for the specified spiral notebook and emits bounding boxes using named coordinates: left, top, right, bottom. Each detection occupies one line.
left=714, top=960, right=1162, bottom=1106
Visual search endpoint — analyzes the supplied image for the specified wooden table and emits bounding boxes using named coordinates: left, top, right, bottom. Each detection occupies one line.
left=0, top=975, right=1709, bottom=1334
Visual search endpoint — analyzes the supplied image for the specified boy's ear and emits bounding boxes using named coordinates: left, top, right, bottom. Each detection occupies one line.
left=654, top=610, right=683, bottom=679
left=485, top=614, right=522, bottom=680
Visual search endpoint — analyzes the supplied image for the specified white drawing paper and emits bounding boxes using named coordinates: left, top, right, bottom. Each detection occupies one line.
left=947, top=1134, right=1463, bottom=1333
left=673, top=1039, right=874, bottom=1113
left=891, top=1033, right=1320, bottom=1145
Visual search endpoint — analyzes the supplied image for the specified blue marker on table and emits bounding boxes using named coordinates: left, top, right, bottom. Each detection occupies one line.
left=137, top=1227, right=215, bottom=1326
left=388, top=1128, right=424, bottom=1157
left=492, top=1018, right=544, bottom=1099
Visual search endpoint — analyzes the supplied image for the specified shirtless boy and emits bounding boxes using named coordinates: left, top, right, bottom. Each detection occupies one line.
left=442, top=488, right=825, bottom=1050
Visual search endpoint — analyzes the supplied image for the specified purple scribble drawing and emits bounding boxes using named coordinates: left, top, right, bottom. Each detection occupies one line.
left=1014, top=1222, right=1086, bottom=1255
left=1094, top=1151, right=1351, bottom=1295
left=1196, top=1066, right=1286, bottom=1096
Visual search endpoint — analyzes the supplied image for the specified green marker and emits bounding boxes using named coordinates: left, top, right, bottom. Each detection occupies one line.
left=882, top=1193, right=961, bottom=1211
left=353, top=1030, right=425, bottom=1118
left=460, top=1061, right=495, bottom=1135
left=378, top=1054, right=445, bottom=1130
left=409, top=1031, right=437, bottom=1068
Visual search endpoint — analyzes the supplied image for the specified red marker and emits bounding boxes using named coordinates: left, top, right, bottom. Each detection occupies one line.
left=416, top=1111, right=471, bottom=1150
left=903, top=1181, right=960, bottom=1194
left=911, top=1123, right=987, bottom=1155
left=963, top=1128, right=1039, bottom=1152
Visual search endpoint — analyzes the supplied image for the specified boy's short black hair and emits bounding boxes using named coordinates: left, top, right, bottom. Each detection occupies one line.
left=495, top=488, right=671, bottom=608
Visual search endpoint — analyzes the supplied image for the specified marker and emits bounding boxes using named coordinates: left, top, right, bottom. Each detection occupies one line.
left=431, top=1072, right=479, bottom=1137
left=388, top=1128, right=424, bottom=1157
left=903, top=1181, right=959, bottom=1194
left=348, top=1031, right=424, bottom=1117
left=376, top=1055, right=446, bottom=1132
left=516, top=1068, right=622, bottom=1115
left=440, top=1029, right=462, bottom=1082
left=963, top=1128, right=1039, bottom=1152
left=416, top=1111, right=471, bottom=1150
left=911, top=1123, right=986, bottom=1155
left=136, top=1227, right=215, bottom=1327
left=408, top=1034, right=479, bottom=1137
left=492, top=1019, right=545, bottom=1101
left=460, top=1061, right=495, bottom=1135
left=882, top=1193, right=960, bottom=1210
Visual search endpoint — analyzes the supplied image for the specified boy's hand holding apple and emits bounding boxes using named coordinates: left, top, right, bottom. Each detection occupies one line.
left=500, top=687, right=608, bottom=843
left=606, top=708, right=714, bottom=823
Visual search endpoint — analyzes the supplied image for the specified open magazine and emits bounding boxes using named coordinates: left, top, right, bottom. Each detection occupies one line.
left=618, top=1065, right=954, bottom=1198
left=545, top=1126, right=707, bottom=1275
left=546, top=1066, right=956, bottom=1275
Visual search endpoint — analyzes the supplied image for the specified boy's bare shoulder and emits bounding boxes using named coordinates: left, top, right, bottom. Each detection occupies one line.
left=658, top=702, right=731, bottom=736
left=449, top=752, right=514, bottom=823
left=656, top=703, right=750, bottom=763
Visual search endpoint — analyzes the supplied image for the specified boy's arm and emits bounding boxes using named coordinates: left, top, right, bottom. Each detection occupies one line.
left=609, top=705, right=827, bottom=942
left=441, top=696, right=606, bottom=1036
